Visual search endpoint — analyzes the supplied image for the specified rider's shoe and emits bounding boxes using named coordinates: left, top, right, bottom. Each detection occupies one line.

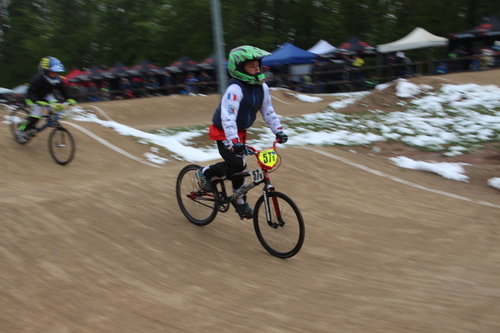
left=237, top=202, right=254, bottom=219
left=17, top=127, right=36, bottom=141
left=196, top=168, right=213, bottom=192
left=17, top=129, right=28, bottom=141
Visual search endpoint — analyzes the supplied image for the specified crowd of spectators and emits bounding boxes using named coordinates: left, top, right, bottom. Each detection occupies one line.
left=65, top=41, right=500, bottom=102
left=301, top=41, right=500, bottom=94
left=437, top=41, right=500, bottom=74
left=69, top=70, right=217, bottom=103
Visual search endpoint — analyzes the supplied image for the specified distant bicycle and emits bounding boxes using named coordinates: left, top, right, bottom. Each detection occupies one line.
left=176, top=140, right=305, bottom=258
left=9, top=103, right=76, bottom=165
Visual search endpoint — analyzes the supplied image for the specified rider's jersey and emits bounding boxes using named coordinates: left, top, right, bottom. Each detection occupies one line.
left=210, top=78, right=282, bottom=143
left=27, top=74, right=70, bottom=103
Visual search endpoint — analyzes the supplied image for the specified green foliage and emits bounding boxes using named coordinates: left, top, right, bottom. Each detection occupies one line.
left=0, top=0, right=499, bottom=87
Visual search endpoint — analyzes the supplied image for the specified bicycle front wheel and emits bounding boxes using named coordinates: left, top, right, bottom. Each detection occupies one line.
left=254, top=191, right=305, bottom=258
left=48, top=127, right=75, bottom=165
left=9, top=107, right=31, bottom=144
left=176, top=164, right=218, bottom=226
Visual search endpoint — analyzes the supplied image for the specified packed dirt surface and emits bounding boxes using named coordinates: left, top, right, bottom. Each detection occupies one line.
left=1, top=69, right=499, bottom=332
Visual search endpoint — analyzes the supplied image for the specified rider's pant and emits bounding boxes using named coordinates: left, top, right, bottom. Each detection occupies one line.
left=203, top=140, right=247, bottom=205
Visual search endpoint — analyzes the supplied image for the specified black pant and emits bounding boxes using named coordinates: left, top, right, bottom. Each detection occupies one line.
left=23, top=116, right=40, bottom=130
left=204, top=140, right=246, bottom=192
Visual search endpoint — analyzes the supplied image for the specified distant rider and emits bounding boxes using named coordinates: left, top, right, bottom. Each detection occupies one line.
left=18, top=56, right=76, bottom=138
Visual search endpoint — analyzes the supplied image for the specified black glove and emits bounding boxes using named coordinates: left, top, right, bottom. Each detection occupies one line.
left=276, top=131, right=288, bottom=144
left=232, top=142, right=247, bottom=155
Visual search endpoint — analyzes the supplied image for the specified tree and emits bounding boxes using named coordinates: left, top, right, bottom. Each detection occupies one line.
left=0, top=0, right=498, bottom=87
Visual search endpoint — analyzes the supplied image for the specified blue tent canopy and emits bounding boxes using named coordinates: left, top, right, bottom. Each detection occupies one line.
left=262, top=42, right=317, bottom=67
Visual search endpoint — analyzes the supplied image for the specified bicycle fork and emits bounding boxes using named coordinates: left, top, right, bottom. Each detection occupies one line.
left=262, top=184, right=284, bottom=229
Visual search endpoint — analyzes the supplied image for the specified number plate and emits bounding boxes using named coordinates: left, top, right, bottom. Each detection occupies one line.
left=258, top=148, right=278, bottom=168
left=250, top=168, right=264, bottom=183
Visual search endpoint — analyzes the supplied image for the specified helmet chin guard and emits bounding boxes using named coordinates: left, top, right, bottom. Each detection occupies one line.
left=38, top=56, right=65, bottom=85
left=228, top=46, right=271, bottom=85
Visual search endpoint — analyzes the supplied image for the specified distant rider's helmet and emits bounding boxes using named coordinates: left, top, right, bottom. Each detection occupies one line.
left=227, top=45, right=271, bottom=85
left=38, top=56, right=65, bottom=85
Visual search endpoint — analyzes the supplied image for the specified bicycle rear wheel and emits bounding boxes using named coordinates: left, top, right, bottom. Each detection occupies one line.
left=176, top=164, right=218, bottom=226
left=48, top=127, right=75, bottom=165
left=9, top=108, right=31, bottom=144
left=254, top=191, right=305, bottom=258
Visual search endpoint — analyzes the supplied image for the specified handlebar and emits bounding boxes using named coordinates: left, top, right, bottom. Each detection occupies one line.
left=45, top=102, right=69, bottom=114
left=246, top=140, right=278, bottom=156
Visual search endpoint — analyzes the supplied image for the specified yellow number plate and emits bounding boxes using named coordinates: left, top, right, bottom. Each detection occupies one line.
left=258, top=148, right=278, bottom=168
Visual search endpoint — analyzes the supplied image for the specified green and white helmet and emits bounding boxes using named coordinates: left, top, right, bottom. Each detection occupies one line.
left=228, top=45, right=271, bottom=85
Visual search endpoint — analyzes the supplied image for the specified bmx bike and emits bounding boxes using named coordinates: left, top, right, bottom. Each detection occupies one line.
left=176, top=140, right=305, bottom=259
left=9, top=103, right=76, bottom=165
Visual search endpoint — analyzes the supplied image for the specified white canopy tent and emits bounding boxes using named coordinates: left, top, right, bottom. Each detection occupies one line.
left=0, top=87, right=15, bottom=94
left=377, top=27, right=447, bottom=53
left=308, top=39, right=338, bottom=55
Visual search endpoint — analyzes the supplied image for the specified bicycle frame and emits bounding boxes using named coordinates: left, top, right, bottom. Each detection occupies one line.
left=213, top=141, right=284, bottom=225
left=38, top=111, right=63, bottom=131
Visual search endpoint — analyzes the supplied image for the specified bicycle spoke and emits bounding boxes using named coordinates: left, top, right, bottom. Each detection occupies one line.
left=176, top=164, right=218, bottom=225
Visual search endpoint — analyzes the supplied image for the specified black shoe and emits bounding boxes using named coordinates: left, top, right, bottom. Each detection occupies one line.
left=237, top=202, right=254, bottom=219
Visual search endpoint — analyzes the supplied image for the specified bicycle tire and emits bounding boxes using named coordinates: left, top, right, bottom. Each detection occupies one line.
left=48, top=127, right=75, bottom=165
left=253, top=191, right=305, bottom=258
left=9, top=108, right=31, bottom=144
left=176, top=164, right=218, bottom=226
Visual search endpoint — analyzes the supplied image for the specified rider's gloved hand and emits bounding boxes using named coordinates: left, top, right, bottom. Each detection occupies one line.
left=36, top=101, right=49, bottom=107
left=276, top=131, right=288, bottom=144
left=53, top=104, right=66, bottom=112
left=231, top=140, right=247, bottom=155
left=66, top=99, right=77, bottom=106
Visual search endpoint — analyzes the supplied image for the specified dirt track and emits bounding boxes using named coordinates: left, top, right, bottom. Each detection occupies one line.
left=1, top=70, right=500, bottom=332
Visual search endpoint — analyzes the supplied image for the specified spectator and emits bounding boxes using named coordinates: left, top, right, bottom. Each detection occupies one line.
left=87, top=82, right=100, bottom=102
left=492, top=41, right=500, bottom=66
left=395, top=52, right=406, bottom=76
left=274, top=74, right=284, bottom=88
left=384, top=53, right=397, bottom=77
left=184, top=72, right=199, bottom=94
left=351, top=54, right=365, bottom=90
left=130, top=77, right=143, bottom=97
left=100, top=80, right=111, bottom=100
left=198, top=71, right=214, bottom=94
left=263, top=66, right=276, bottom=87
left=119, top=78, right=135, bottom=99
left=480, top=47, right=495, bottom=69
left=302, top=74, right=314, bottom=93
left=448, top=45, right=468, bottom=71
left=311, top=61, right=325, bottom=93
left=396, top=52, right=414, bottom=77
left=161, top=72, right=174, bottom=95
left=145, top=77, right=160, bottom=96
left=435, top=62, right=449, bottom=74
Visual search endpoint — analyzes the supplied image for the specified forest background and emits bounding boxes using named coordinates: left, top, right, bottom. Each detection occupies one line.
left=0, top=0, right=498, bottom=88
